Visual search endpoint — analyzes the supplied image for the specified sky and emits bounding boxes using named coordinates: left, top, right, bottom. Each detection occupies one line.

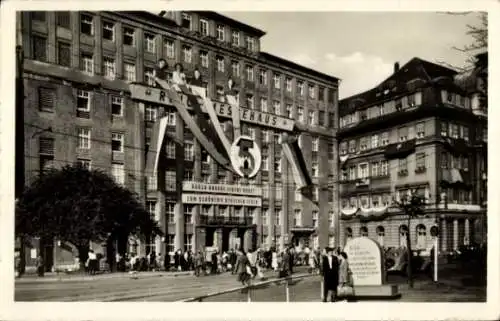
left=222, top=12, right=483, bottom=99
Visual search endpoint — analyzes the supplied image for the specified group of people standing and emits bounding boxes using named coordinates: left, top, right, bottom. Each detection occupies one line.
left=321, top=247, right=352, bottom=302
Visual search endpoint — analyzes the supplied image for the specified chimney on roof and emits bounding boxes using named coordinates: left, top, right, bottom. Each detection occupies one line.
left=394, top=62, right=400, bottom=73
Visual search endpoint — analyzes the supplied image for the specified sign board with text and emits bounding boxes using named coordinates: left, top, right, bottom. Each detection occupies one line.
left=343, top=237, right=384, bottom=286
left=130, top=84, right=295, bottom=131
left=183, top=181, right=262, bottom=196
left=182, top=193, right=262, bottom=206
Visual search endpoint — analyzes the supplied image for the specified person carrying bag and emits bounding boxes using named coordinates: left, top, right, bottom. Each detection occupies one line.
left=337, top=252, right=354, bottom=299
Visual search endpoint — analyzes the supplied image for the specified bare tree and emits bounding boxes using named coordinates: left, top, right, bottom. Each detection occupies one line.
left=437, top=12, right=487, bottom=71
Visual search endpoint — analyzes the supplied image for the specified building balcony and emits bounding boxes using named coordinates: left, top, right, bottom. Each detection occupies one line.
left=198, top=215, right=253, bottom=226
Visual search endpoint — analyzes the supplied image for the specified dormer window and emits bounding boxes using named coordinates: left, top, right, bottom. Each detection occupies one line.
left=246, top=36, right=255, bottom=51
left=181, top=13, right=192, bottom=30
left=232, top=30, right=240, bottom=46
left=216, top=25, right=225, bottom=41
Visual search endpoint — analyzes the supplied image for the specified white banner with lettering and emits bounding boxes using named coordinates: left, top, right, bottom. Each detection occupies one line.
left=183, top=181, right=262, bottom=196
left=182, top=194, right=262, bottom=206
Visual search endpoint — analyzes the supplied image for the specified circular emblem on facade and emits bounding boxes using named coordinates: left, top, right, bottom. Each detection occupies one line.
left=230, top=135, right=261, bottom=178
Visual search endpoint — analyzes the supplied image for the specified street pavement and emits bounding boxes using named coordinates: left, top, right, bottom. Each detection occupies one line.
left=15, top=268, right=307, bottom=302
left=15, top=266, right=485, bottom=302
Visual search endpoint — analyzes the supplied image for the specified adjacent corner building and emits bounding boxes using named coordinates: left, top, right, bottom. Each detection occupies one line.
left=337, top=55, right=487, bottom=254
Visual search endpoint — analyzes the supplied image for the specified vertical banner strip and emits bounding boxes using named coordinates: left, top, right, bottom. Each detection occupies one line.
left=226, top=95, right=241, bottom=138
left=155, top=77, right=232, bottom=168
left=145, top=116, right=168, bottom=176
left=202, top=98, right=232, bottom=155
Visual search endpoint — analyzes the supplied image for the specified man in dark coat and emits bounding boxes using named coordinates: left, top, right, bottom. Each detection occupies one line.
left=321, top=247, right=340, bottom=302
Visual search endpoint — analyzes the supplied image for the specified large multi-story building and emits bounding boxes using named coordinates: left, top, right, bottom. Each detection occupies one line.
left=17, top=11, right=339, bottom=269
left=337, top=56, right=487, bottom=255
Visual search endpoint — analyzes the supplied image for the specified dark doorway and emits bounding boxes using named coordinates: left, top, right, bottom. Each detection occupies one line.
left=206, top=227, right=214, bottom=247
left=222, top=229, right=230, bottom=252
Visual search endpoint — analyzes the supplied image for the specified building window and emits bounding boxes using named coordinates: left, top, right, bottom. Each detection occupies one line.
left=260, top=98, right=268, bottom=113
left=462, top=125, right=469, bottom=141
left=329, top=211, right=335, bottom=227
left=76, top=89, right=90, bottom=112
left=111, top=96, right=123, bottom=116
left=272, top=101, right=281, bottom=115
left=77, top=159, right=91, bottom=170
left=147, top=175, right=157, bottom=190
left=231, top=30, right=240, bottom=46
left=441, top=121, right=448, bottom=137
left=274, top=156, right=282, bottom=173
left=146, top=201, right=156, bottom=220
left=38, top=87, right=55, bottom=112
left=32, top=36, right=47, bottom=62
left=312, top=162, right=319, bottom=177
left=262, top=129, right=270, bottom=143
left=348, top=166, right=356, bottom=181
left=181, top=13, right=192, bottom=29
left=274, top=208, right=282, bottom=226
left=371, top=161, right=379, bottom=177
left=441, top=152, right=449, bottom=169
left=184, top=235, right=193, bottom=252
left=376, top=226, right=385, bottom=246
left=286, top=78, right=292, bottom=92
left=57, top=42, right=71, bottom=67
left=371, top=134, right=379, bottom=149
left=259, top=69, right=267, bottom=85
left=308, top=110, right=315, bottom=126
left=230, top=60, right=240, bottom=77
left=328, top=112, right=335, bottom=127
left=80, top=52, right=94, bottom=74
left=80, top=14, right=94, bottom=36
left=451, top=123, right=459, bottom=139
left=340, top=142, right=347, bottom=155
left=398, top=127, right=408, bottom=142
left=381, top=132, right=389, bottom=146
left=398, top=157, right=408, bottom=171
left=295, top=190, right=302, bottom=201
left=348, top=140, right=356, bottom=153
left=182, top=45, right=192, bottom=63
left=199, top=19, right=209, bottom=36
left=145, top=104, right=157, bottom=122
left=124, top=63, right=136, bottom=81
left=360, top=226, right=368, bottom=237
left=261, top=208, right=269, bottom=225
left=318, top=111, right=325, bottom=127
left=246, top=65, right=254, bottom=82
left=111, top=163, right=125, bottom=185
left=380, top=160, right=388, bottom=176
left=312, top=186, right=319, bottom=202
left=416, top=152, right=426, bottom=171
left=416, top=224, right=427, bottom=250
left=77, top=128, right=91, bottom=149
left=273, top=74, right=281, bottom=89
left=308, top=85, right=315, bottom=98
left=293, top=209, right=302, bottom=227
left=56, top=11, right=70, bottom=28
left=184, top=169, right=193, bottom=181
left=144, top=33, right=156, bottom=53
left=102, top=57, right=116, bottom=79
left=312, top=211, right=319, bottom=228
left=165, top=170, right=176, bottom=190
left=358, top=163, right=369, bottom=179
left=244, top=94, right=254, bottom=109
left=246, top=36, right=255, bottom=51
left=262, top=155, right=269, bottom=171
left=111, top=133, right=124, bottom=152
left=216, top=24, right=225, bottom=41
left=248, top=127, right=256, bottom=140
left=275, top=184, right=283, bottom=200
left=360, top=137, right=368, bottom=151
left=199, top=50, right=209, bottom=68
left=123, top=27, right=135, bottom=46
left=184, top=141, right=194, bottom=161
left=312, top=137, right=319, bottom=151
left=416, top=122, right=425, bottom=138
left=297, top=81, right=304, bottom=96
left=144, top=67, right=155, bottom=86
left=285, top=104, right=293, bottom=118
left=163, top=38, right=175, bottom=59
left=164, top=141, right=175, bottom=159
left=297, top=106, right=304, bottom=122
left=216, top=56, right=225, bottom=72
left=102, top=21, right=115, bottom=41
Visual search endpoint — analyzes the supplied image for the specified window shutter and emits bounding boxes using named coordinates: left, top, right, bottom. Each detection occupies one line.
left=39, top=88, right=55, bottom=111
left=39, top=137, right=54, bottom=155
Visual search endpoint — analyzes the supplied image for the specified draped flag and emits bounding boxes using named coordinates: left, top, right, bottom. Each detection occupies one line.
left=145, top=116, right=169, bottom=176
left=282, top=133, right=312, bottom=190
left=155, top=77, right=233, bottom=170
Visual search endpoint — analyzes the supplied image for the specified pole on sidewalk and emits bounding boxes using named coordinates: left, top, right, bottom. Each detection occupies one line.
left=433, top=236, right=438, bottom=283
left=16, top=45, right=26, bottom=275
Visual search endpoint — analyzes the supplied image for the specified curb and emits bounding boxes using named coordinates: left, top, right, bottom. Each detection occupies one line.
left=15, top=271, right=194, bottom=283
